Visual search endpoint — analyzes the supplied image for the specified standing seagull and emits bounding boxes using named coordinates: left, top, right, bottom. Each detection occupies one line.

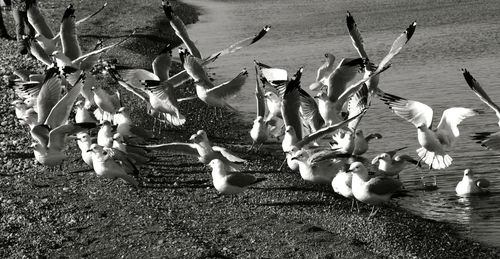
left=349, top=162, right=404, bottom=218
left=87, top=144, right=139, bottom=187
left=378, top=91, right=481, bottom=170
left=209, top=159, right=266, bottom=195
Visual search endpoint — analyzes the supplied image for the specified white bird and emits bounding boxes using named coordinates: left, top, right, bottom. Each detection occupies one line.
left=331, top=167, right=356, bottom=210
left=184, top=54, right=249, bottom=111
left=113, top=107, right=154, bottom=143
left=349, top=162, right=404, bottom=218
left=324, top=57, right=365, bottom=102
left=76, top=132, right=94, bottom=167
left=74, top=100, right=98, bottom=124
left=92, top=85, right=121, bottom=122
left=134, top=130, right=246, bottom=171
left=379, top=91, right=481, bottom=170
left=371, top=147, right=419, bottom=178
left=209, top=159, right=266, bottom=194
left=87, top=144, right=139, bottom=187
left=31, top=123, right=97, bottom=167
left=352, top=129, right=382, bottom=156
left=309, top=53, right=336, bottom=91
left=249, top=68, right=269, bottom=151
left=456, top=169, right=490, bottom=196
left=97, top=121, right=115, bottom=148
left=291, top=149, right=346, bottom=184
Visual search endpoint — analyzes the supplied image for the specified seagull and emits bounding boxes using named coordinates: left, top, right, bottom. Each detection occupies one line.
left=91, top=85, right=121, bottom=122
left=113, top=107, right=155, bottom=143
left=249, top=67, right=269, bottom=151
left=97, top=121, right=115, bottom=148
left=456, top=169, right=490, bottom=196
left=31, top=122, right=97, bottom=167
left=346, top=11, right=417, bottom=96
left=76, top=132, right=94, bottom=167
left=331, top=166, right=357, bottom=210
left=309, top=53, right=336, bottom=91
left=352, top=129, right=382, bottom=156
left=291, top=149, right=346, bottom=184
left=209, top=159, right=266, bottom=194
left=183, top=54, right=249, bottom=112
left=11, top=100, right=37, bottom=128
left=74, top=100, right=98, bottom=124
left=348, top=162, right=404, bottom=218
left=378, top=91, right=481, bottom=170
left=371, top=147, right=419, bottom=178
left=133, top=130, right=246, bottom=171
left=60, top=4, right=82, bottom=61
left=87, top=144, right=139, bottom=187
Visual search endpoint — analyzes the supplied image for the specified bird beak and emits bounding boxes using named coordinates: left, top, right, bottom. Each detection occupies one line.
left=291, top=156, right=297, bottom=161
left=313, top=96, right=319, bottom=99
left=87, top=149, right=92, bottom=153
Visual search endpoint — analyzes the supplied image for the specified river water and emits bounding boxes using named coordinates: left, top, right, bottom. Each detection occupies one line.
left=181, top=0, right=500, bottom=247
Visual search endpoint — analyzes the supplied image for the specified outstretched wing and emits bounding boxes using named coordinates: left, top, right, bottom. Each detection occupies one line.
left=378, top=91, right=433, bottom=128
left=346, top=11, right=369, bottom=59
left=281, top=67, right=304, bottom=140
left=255, top=66, right=266, bottom=117
left=472, top=131, right=500, bottom=151
left=36, top=68, right=63, bottom=125
left=298, top=88, right=324, bottom=132
left=207, top=69, right=249, bottom=98
left=133, top=143, right=199, bottom=157
left=377, top=21, right=417, bottom=70
left=45, top=73, right=85, bottom=129
left=462, top=69, right=500, bottom=123
left=436, top=107, right=481, bottom=146
left=48, top=122, right=97, bottom=151
left=213, top=146, right=247, bottom=163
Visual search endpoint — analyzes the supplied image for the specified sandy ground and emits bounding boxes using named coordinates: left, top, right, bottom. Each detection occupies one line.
left=1, top=0, right=500, bottom=258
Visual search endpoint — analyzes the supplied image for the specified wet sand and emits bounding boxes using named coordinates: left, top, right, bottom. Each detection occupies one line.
left=0, top=0, right=499, bottom=257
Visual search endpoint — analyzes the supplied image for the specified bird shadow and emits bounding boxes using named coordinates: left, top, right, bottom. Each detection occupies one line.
left=260, top=185, right=333, bottom=193
left=4, top=151, right=34, bottom=159
left=140, top=178, right=211, bottom=189
left=258, top=200, right=333, bottom=207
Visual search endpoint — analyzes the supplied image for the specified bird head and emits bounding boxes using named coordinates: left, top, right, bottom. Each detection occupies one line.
left=324, top=52, right=335, bottom=63
left=10, top=100, right=26, bottom=108
left=209, top=159, right=224, bottom=169
left=355, top=129, right=364, bottom=136
left=264, top=91, right=278, bottom=100
left=464, top=168, right=473, bottom=178
left=416, top=123, right=427, bottom=130
left=347, top=162, right=367, bottom=176
left=285, top=126, right=295, bottom=134
left=290, top=150, right=307, bottom=162
left=313, top=91, right=328, bottom=100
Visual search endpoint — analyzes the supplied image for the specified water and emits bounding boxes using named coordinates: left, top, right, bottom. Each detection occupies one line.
left=182, top=0, right=500, bottom=247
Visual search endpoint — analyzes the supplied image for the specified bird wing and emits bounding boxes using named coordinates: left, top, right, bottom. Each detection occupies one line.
left=346, top=11, right=369, bottom=59
left=377, top=91, right=433, bottom=128
left=394, top=154, right=420, bottom=165
left=143, top=80, right=180, bottom=115
left=73, top=35, right=131, bottom=70
left=75, top=2, right=108, bottom=26
left=255, top=66, right=266, bottom=117
left=326, top=58, right=364, bottom=102
left=295, top=108, right=366, bottom=149
left=36, top=68, right=63, bottom=125
left=135, top=143, right=199, bottom=156
left=377, top=21, right=417, bottom=70
left=107, top=67, right=149, bottom=102
left=48, top=122, right=97, bottom=151
left=183, top=55, right=212, bottom=84
left=207, top=69, right=249, bottom=98
left=212, top=146, right=247, bottom=163
left=298, top=88, right=324, bottom=132
left=435, top=107, right=480, bottom=146
left=281, top=67, right=304, bottom=140
left=120, top=68, right=160, bottom=90
left=204, top=25, right=271, bottom=62
left=462, top=69, right=500, bottom=121
left=162, top=0, right=201, bottom=58
left=30, top=125, right=50, bottom=147
left=45, top=73, right=85, bottom=129
left=346, top=83, right=369, bottom=131
left=366, top=177, right=402, bottom=195
left=386, top=146, right=407, bottom=157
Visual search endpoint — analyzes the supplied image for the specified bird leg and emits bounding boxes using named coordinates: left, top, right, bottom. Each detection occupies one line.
left=350, top=199, right=356, bottom=212
left=368, top=206, right=379, bottom=219
left=433, top=175, right=437, bottom=187
left=278, top=157, right=287, bottom=171
left=248, top=142, right=255, bottom=152
left=257, top=143, right=263, bottom=151
left=356, top=200, right=361, bottom=214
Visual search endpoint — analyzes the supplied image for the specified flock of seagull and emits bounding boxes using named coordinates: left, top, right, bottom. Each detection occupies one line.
left=5, top=1, right=500, bottom=218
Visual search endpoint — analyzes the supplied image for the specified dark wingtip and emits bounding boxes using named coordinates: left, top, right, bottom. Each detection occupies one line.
left=405, top=21, right=417, bottom=42
left=62, top=4, right=75, bottom=22
left=346, top=11, right=356, bottom=31
left=251, top=25, right=271, bottom=44
left=162, top=0, right=174, bottom=20
left=462, top=68, right=476, bottom=88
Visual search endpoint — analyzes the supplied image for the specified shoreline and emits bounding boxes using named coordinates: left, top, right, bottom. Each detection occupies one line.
left=0, top=0, right=499, bottom=257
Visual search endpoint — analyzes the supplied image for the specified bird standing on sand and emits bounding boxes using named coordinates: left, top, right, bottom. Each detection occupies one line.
left=209, top=159, right=265, bottom=194
left=455, top=169, right=490, bottom=196
left=87, top=144, right=139, bottom=187
left=349, top=162, right=404, bottom=218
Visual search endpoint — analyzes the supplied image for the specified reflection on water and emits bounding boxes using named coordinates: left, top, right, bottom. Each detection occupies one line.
left=182, top=0, right=500, bottom=247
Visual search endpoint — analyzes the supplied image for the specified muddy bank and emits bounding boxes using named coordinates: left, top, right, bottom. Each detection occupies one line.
left=0, top=0, right=499, bottom=258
